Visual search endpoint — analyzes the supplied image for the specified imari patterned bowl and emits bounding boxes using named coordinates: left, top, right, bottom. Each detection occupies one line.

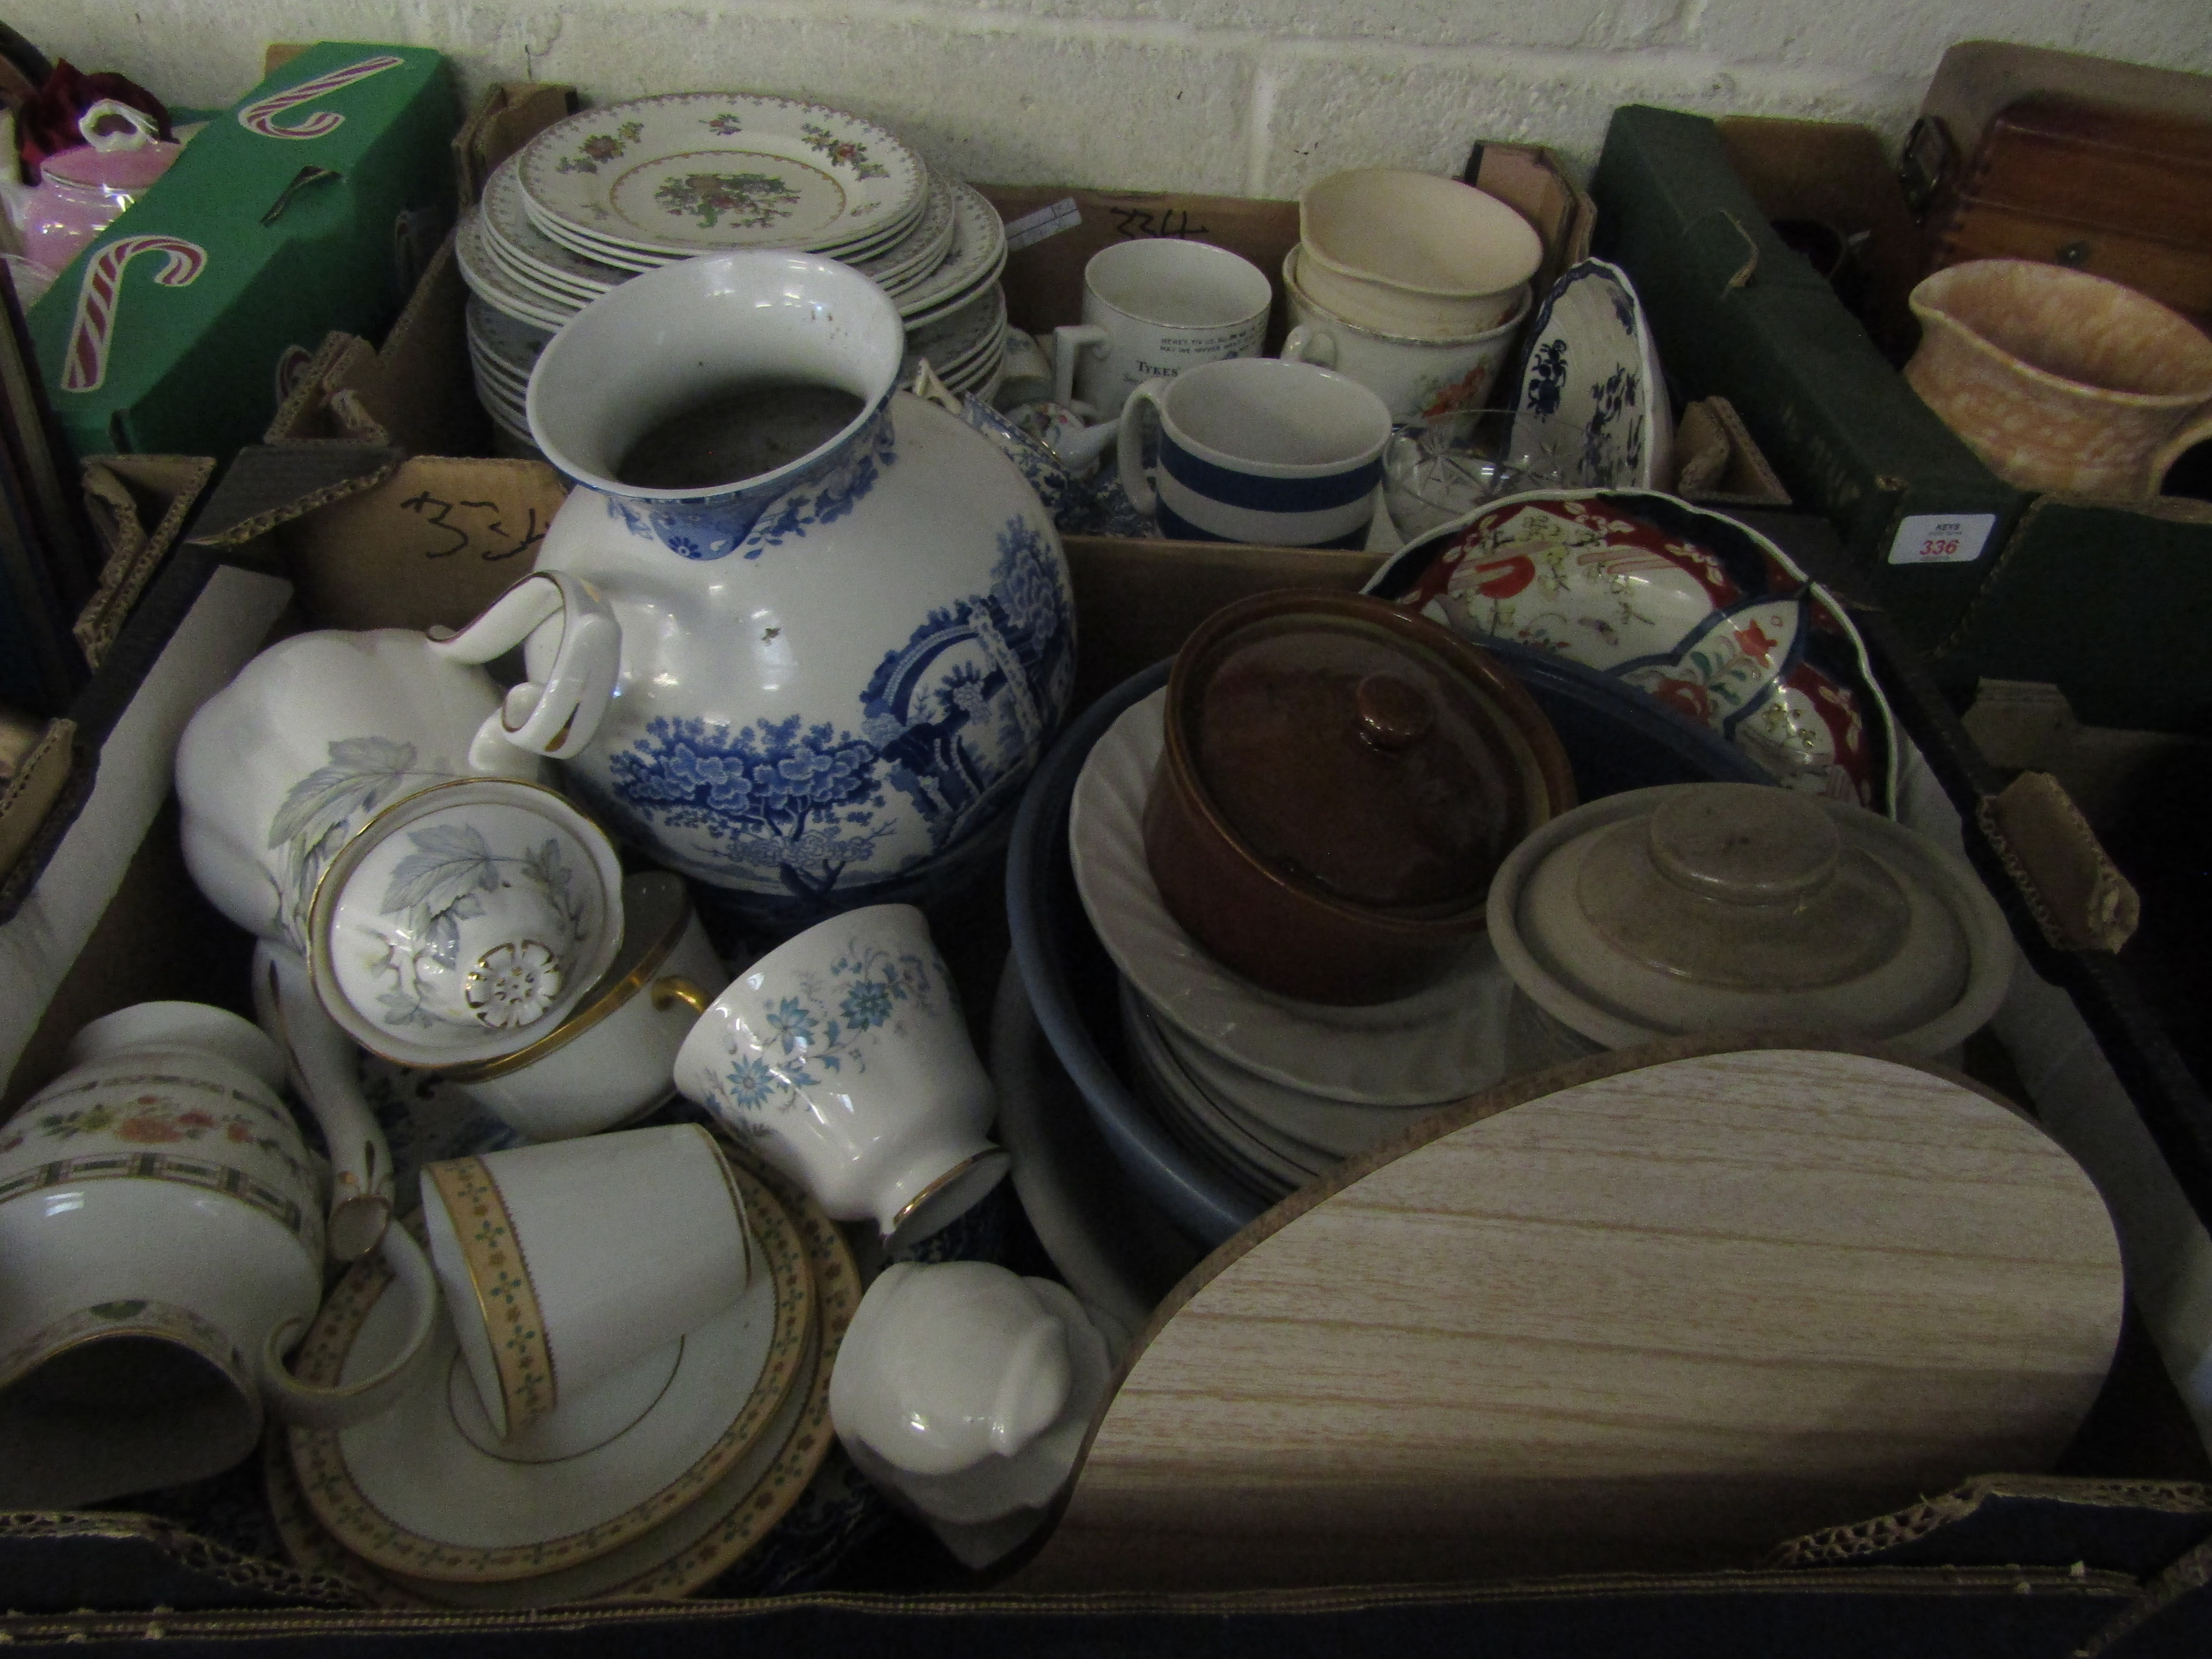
left=306, top=778, right=627, bottom=1071
left=1366, top=489, right=1900, bottom=815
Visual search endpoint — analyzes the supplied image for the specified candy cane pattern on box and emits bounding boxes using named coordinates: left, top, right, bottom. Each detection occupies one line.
left=62, top=236, right=207, bottom=393
left=237, top=53, right=404, bottom=140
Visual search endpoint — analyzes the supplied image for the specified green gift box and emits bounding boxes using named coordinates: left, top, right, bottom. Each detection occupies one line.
left=29, top=43, right=458, bottom=462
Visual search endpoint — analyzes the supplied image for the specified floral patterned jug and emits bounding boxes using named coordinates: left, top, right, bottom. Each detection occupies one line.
left=453, top=250, right=1074, bottom=926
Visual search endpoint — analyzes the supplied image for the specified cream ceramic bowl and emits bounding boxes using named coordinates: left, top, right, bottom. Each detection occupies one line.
left=1297, top=169, right=1543, bottom=340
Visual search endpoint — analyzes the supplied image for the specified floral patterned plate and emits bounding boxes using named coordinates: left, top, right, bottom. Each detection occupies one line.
left=1365, top=489, right=1899, bottom=814
left=851, top=173, right=959, bottom=299
left=518, top=93, right=925, bottom=260
left=1509, top=259, right=1672, bottom=490
left=455, top=207, right=575, bottom=332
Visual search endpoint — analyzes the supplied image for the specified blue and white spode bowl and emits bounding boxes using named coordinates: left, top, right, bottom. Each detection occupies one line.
left=510, top=250, right=1075, bottom=925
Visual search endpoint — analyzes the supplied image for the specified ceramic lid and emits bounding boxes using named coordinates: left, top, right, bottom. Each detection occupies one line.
left=306, top=778, right=626, bottom=1070
left=1176, top=601, right=1540, bottom=913
left=1487, top=782, right=2014, bottom=1055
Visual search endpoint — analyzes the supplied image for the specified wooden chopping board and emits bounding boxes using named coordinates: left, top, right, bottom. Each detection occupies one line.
left=1015, top=1039, right=2124, bottom=1590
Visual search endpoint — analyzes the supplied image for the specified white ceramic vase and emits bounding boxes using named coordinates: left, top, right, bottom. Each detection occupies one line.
left=495, top=249, right=1076, bottom=924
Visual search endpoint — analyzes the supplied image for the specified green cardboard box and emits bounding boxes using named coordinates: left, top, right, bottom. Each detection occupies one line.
left=28, top=42, right=458, bottom=463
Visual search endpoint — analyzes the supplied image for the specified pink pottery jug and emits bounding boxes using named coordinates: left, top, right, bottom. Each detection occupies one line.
left=1905, top=259, right=2212, bottom=498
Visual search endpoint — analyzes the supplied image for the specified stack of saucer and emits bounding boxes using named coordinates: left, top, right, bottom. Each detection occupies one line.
left=1069, top=686, right=1556, bottom=1206
left=267, top=1148, right=859, bottom=1608
left=457, top=93, right=1012, bottom=451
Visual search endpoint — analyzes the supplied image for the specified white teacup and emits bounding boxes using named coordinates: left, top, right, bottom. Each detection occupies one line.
left=420, top=1122, right=752, bottom=1440
left=1282, top=247, right=1531, bottom=424
left=673, top=903, right=1009, bottom=1243
left=1118, top=356, right=1392, bottom=547
left=1052, top=238, right=1271, bottom=420
left=440, top=872, right=725, bottom=1142
left=0, top=1004, right=439, bottom=1507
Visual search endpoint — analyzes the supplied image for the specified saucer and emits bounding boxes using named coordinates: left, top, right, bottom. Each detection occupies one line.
left=1147, top=998, right=1468, bottom=1160
left=1068, top=688, right=1527, bottom=1106
left=270, top=1155, right=855, bottom=1606
left=1509, top=258, right=1672, bottom=490
left=1117, top=982, right=1311, bottom=1197
left=288, top=1161, right=812, bottom=1583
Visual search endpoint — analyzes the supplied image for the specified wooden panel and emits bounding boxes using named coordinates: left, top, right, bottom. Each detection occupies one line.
left=1935, top=203, right=2212, bottom=328
left=1018, top=1041, right=2124, bottom=1589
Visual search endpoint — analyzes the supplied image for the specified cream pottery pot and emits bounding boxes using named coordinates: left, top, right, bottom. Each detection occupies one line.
left=0, top=1005, right=438, bottom=1508
left=503, top=250, right=1075, bottom=925
left=1905, top=258, right=2212, bottom=496
left=1297, top=169, right=1542, bottom=340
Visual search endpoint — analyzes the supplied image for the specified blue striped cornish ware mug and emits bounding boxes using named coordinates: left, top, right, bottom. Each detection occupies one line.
left=1116, top=356, right=1392, bottom=548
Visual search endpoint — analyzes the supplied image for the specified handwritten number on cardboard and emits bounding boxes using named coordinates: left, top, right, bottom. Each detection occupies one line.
left=400, top=492, right=549, bottom=563
left=1109, top=206, right=1209, bottom=242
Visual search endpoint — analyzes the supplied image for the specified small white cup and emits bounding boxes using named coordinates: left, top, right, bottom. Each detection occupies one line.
left=1118, top=356, right=1392, bottom=548
left=673, top=903, right=1008, bottom=1243
left=1052, top=239, right=1271, bottom=421
left=440, top=873, right=724, bottom=1141
left=1282, top=247, right=1531, bottom=424
left=419, top=1122, right=751, bottom=1440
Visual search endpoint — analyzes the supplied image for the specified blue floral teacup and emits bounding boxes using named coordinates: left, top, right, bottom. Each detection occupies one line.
left=673, top=905, right=1007, bottom=1245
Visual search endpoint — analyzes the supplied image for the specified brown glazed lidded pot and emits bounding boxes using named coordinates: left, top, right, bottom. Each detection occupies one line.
left=1142, top=590, right=1575, bottom=1005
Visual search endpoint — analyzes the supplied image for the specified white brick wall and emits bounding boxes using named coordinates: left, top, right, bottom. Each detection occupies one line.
left=15, top=0, right=2212, bottom=192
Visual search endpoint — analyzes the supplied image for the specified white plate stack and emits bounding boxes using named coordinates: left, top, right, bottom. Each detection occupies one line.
left=1072, top=689, right=1579, bottom=1205
left=458, top=93, right=1014, bottom=453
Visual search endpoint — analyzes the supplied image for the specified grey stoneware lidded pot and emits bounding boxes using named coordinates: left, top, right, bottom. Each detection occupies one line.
left=1485, top=781, right=2014, bottom=1059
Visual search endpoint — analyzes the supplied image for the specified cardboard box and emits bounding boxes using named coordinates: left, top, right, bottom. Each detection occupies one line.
left=0, top=454, right=212, bottom=916
left=3, top=498, right=2212, bottom=1639
left=27, top=43, right=459, bottom=463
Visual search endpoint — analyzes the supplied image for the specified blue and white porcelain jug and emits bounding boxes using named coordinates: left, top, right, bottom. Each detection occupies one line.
left=459, top=251, right=1075, bottom=923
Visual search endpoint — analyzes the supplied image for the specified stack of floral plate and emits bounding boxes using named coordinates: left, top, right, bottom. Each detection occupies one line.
left=456, top=93, right=1013, bottom=452
left=265, top=1142, right=862, bottom=1608
left=1066, top=686, right=1547, bottom=1208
